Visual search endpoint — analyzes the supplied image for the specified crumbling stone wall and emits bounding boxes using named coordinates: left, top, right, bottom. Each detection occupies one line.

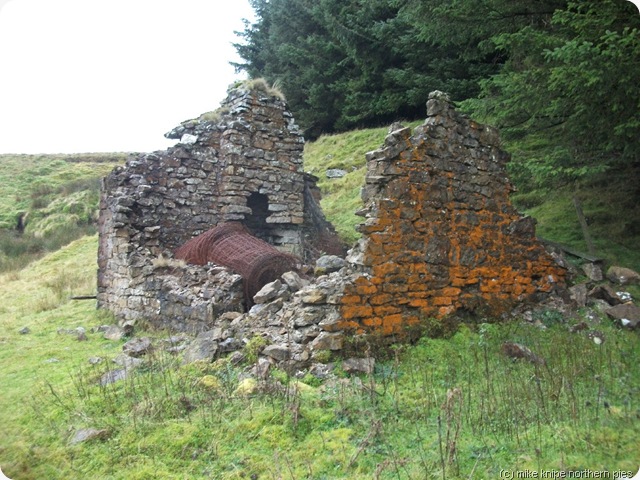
left=338, top=91, right=566, bottom=335
left=98, top=86, right=565, bottom=341
left=97, top=84, right=342, bottom=327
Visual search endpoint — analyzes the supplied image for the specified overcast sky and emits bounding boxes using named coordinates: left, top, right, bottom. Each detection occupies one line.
left=0, top=0, right=255, bottom=154
left=2, top=1, right=639, bottom=154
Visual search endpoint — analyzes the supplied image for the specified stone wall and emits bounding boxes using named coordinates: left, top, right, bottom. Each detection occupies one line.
left=97, top=86, right=565, bottom=339
left=338, top=91, right=566, bottom=335
left=97, top=84, right=342, bottom=328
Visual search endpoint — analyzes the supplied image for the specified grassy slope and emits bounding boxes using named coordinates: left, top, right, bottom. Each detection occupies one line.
left=0, top=149, right=638, bottom=478
left=0, top=153, right=125, bottom=229
left=0, top=154, right=123, bottom=271
left=0, top=236, right=638, bottom=479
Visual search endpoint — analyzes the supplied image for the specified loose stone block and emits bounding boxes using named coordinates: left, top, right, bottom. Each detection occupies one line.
left=340, top=91, right=566, bottom=335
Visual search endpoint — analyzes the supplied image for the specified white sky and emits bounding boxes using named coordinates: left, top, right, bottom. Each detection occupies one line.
left=1, top=0, right=639, bottom=155
left=0, top=0, right=255, bottom=154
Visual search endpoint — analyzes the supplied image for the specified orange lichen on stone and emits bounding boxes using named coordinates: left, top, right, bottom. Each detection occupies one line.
left=341, top=294, right=362, bottom=305
left=341, top=305, right=374, bottom=320
left=338, top=91, right=566, bottom=336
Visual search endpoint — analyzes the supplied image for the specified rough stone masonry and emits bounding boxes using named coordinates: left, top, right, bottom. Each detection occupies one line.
left=97, top=85, right=565, bottom=341
left=97, top=82, right=343, bottom=330
left=337, top=91, right=566, bottom=335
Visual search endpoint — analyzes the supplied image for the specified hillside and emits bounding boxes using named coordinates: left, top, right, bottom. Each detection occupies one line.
left=0, top=133, right=639, bottom=478
left=0, top=153, right=125, bottom=271
left=1, top=235, right=639, bottom=479
left=303, top=127, right=640, bottom=272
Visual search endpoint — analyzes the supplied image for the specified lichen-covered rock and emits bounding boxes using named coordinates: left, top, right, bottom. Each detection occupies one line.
left=338, top=91, right=567, bottom=335
left=606, top=266, right=640, bottom=285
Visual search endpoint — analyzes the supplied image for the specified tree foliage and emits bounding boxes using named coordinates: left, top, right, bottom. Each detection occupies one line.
left=468, top=0, right=640, bottom=185
left=234, top=0, right=640, bottom=188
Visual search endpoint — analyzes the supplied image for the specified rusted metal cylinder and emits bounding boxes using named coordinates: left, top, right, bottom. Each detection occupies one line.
left=175, top=222, right=300, bottom=305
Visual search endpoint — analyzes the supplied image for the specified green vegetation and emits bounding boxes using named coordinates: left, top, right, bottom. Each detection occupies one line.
left=0, top=153, right=123, bottom=271
left=1, top=6, right=639, bottom=471
left=237, top=0, right=640, bottom=235
left=305, top=125, right=640, bottom=271
left=1, top=236, right=638, bottom=479
left=304, top=125, right=390, bottom=243
left=0, top=141, right=638, bottom=478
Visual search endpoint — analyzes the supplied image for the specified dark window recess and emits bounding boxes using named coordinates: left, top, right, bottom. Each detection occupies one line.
left=244, top=192, right=270, bottom=239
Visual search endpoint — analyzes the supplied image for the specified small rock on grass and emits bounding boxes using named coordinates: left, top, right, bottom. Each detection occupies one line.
left=122, top=337, right=153, bottom=357
left=342, top=357, right=375, bottom=375
left=69, top=428, right=110, bottom=445
left=501, top=342, right=545, bottom=365
left=606, top=266, right=640, bottom=285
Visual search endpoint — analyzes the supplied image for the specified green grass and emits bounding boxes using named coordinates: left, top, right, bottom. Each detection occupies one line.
left=1, top=236, right=639, bottom=479
left=303, top=123, right=422, bottom=243
left=0, top=153, right=124, bottom=229
left=304, top=125, right=640, bottom=270
left=0, top=130, right=639, bottom=479
left=0, top=154, right=124, bottom=271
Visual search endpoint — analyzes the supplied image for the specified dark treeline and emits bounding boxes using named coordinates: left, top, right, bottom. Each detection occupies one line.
left=234, top=0, right=639, bottom=188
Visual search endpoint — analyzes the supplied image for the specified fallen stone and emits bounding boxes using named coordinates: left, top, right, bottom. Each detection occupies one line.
left=342, top=357, right=375, bottom=375
left=309, top=363, right=334, bottom=378
left=99, top=368, right=128, bottom=386
left=311, top=332, right=344, bottom=351
left=103, top=325, right=125, bottom=341
left=262, top=345, right=290, bottom=362
left=281, top=271, right=308, bottom=292
left=581, top=263, right=603, bottom=282
left=112, top=353, right=144, bottom=370
left=162, top=334, right=189, bottom=347
left=315, top=255, right=345, bottom=274
left=253, top=279, right=283, bottom=304
left=569, top=283, right=588, bottom=308
left=69, top=428, right=110, bottom=445
left=228, top=351, right=246, bottom=365
left=219, top=337, right=240, bottom=353
left=605, top=303, right=640, bottom=328
left=122, top=337, right=153, bottom=357
left=122, top=321, right=135, bottom=337
left=606, top=266, right=640, bottom=285
left=166, top=344, right=187, bottom=355
left=588, top=284, right=623, bottom=306
left=326, top=168, right=347, bottom=179
left=182, top=331, right=219, bottom=364
left=500, top=342, right=545, bottom=365
left=19, top=327, right=30, bottom=335
left=219, top=311, right=243, bottom=322
left=88, top=357, right=103, bottom=365
left=252, top=357, right=272, bottom=379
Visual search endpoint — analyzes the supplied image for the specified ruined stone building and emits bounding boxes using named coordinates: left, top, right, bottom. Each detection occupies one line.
left=97, top=82, right=343, bottom=330
left=337, top=92, right=566, bottom=335
left=97, top=85, right=565, bottom=342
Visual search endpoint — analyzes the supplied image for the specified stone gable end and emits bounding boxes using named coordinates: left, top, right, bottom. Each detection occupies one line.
left=338, top=91, right=566, bottom=335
